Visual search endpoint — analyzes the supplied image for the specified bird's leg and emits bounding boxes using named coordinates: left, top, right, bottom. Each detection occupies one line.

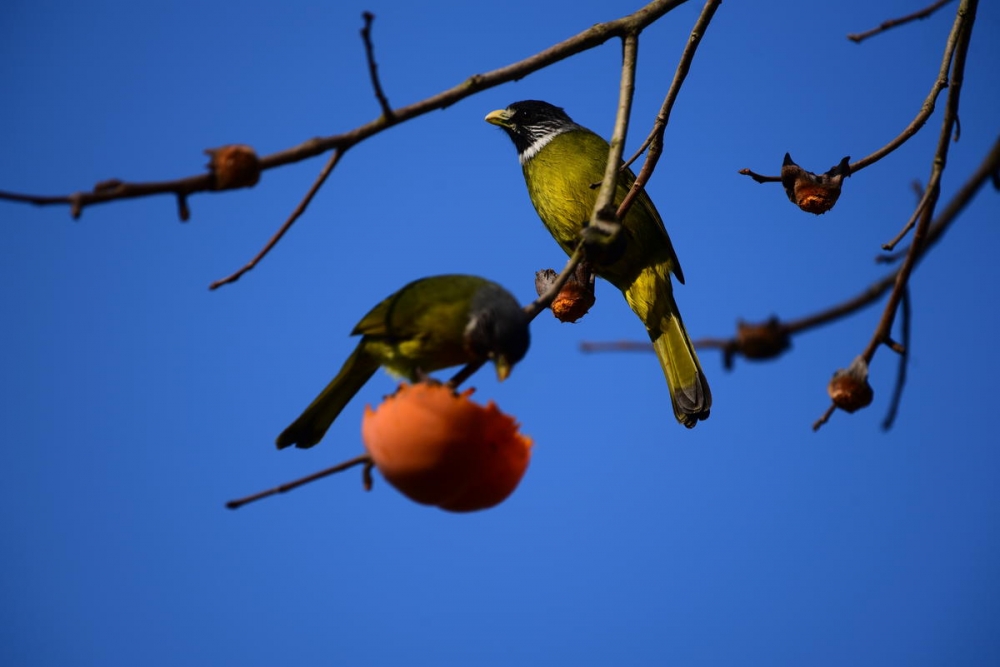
left=411, top=367, right=435, bottom=384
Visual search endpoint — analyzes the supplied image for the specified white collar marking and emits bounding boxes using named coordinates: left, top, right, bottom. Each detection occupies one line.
left=518, top=126, right=573, bottom=166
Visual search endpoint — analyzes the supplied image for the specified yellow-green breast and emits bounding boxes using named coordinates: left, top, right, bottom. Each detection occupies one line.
left=521, top=129, right=683, bottom=291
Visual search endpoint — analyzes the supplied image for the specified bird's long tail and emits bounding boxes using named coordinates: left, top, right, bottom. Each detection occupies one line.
left=275, top=343, right=380, bottom=449
left=624, top=265, right=711, bottom=428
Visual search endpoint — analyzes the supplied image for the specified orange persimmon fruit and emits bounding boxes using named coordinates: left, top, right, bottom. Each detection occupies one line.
left=361, top=382, right=532, bottom=512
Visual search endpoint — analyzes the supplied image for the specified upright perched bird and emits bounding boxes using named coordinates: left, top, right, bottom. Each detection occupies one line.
left=276, top=274, right=530, bottom=449
left=486, top=100, right=710, bottom=427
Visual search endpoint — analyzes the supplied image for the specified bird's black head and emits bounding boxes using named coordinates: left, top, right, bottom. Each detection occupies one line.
left=485, top=100, right=579, bottom=162
left=465, top=282, right=531, bottom=381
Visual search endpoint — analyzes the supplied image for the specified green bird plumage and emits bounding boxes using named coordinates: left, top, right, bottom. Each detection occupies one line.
left=276, top=274, right=531, bottom=449
left=486, top=100, right=710, bottom=427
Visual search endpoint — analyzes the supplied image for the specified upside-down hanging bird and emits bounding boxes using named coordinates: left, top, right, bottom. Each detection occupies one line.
left=276, top=274, right=531, bottom=449
left=486, top=100, right=710, bottom=427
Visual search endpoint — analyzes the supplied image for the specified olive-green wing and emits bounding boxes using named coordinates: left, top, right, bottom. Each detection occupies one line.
left=351, top=274, right=489, bottom=340
left=571, top=130, right=685, bottom=285
left=612, top=147, right=686, bottom=285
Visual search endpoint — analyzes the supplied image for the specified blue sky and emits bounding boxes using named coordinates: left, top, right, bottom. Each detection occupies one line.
left=2, top=1, right=999, bottom=665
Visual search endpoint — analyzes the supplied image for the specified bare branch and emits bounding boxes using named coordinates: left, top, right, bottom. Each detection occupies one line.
left=0, top=0, right=692, bottom=292
left=881, top=288, right=911, bottom=431
left=591, top=32, right=639, bottom=227
left=857, top=0, right=975, bottom=367
left=735, top=168, right=782, bottom=184
left=812, top=405, right=836, bottom=431
left=452, top=25, right=643, bottom=391
left=360, top=12, right=394, bottom=119
left=882, top=184, right=935, bottom=251
left=522, top=246, right=589, bottom=323
left=849, top=1, right=970, bottom=174
left=583, top=131, right=1000, bottom=403
left=847, top=0, right=955, bottom=43
left=0, top=0, right=688, bottom=218
left=448, top=222, right=590, bottom=391
left=739, top=0, right=970, bottom=184
left=226, top=453, right=372, bottom=509
left=208, top=149, right=346, bottom=290
left=0, top=174, right=216, bottom=220
left=619, top=0, right=722, bottom=219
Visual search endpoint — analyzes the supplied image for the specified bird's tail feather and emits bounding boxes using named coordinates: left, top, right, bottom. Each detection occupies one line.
left=275, top=344, right=380, bottom=449
left=625, top=266, right=711, bottom=428
left=651, top=311, right=711, bottom=428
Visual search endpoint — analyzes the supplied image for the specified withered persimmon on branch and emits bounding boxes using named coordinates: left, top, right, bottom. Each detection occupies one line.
left=0, top=0, right=995, bottom=507
left=0, top=0, right=693, bottom=291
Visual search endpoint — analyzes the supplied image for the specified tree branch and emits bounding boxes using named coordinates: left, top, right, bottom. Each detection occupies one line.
left=1, top=0, right=691, bottom=290
left=881, top=287, right=911, bottom=431
left=451, top=26, right=644, bottom=389
left=856, top=0, right=975, bottom=368
left=738, top=0, right=970, bottom=184
left=0, top=0, right=687, bottom=217
left=583, top=131, right=1000, bottom=419
left=226, top=453, right=372, bottom=509
left=848, top=1, right=970, bottom=175
left=847, top=0, right=955, bottom=44
left=361, top=12, right=394, bottom=119
left=618, top=0, right=722, bottom=219
left=209, top=149, right=345, bottom=290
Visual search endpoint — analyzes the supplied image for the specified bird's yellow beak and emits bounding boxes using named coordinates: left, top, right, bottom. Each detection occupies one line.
left=494, top=356, right=512, bottom=382
left=485, top=109, right=511, bottom=128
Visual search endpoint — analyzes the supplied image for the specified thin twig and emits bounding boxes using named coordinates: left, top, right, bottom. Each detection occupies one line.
left=814, top=1, right=976, bottom=430
left=858, top=0, right=975, bottom=366
left=882, top=182, right=935, bottom=251
left=0, top=175, right=214, bottom=220
left=523, top=246, right=589, bottom=322
left=584, top=133, right=1000, bottom=393
left=847, top=0, right=955, bottom=43
left=735, top=168, right=782, bottom=184
left=739, top=0, right=967, bottom=183
left=2, top=1, right=693, bottom=293
left=881, top=287, right=911, bottom=431
left=361, top=12, right=394, bottom=119
left=0, top=0, right=687, bottom=218
left=811, top=405, right=836, bottom=431
left=580, top=340, right=666, bottom=353
left=849, top=1, right=968, bottom=175
left=221, top=4, right=695, bottom=510
left=452, top=29, right=643, bottom=390
left=592, top=32, right=639, bottom=224
left=447, top=245, right=589, bottom=390
left=226, top=453, right=372, bottom=509
left=209, top=149, right=345, bottom=290
left=618, top=0, right=722, bottom=219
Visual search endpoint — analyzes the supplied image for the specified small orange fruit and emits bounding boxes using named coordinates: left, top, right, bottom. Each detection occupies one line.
left=362, top=382, right=532, bottom=512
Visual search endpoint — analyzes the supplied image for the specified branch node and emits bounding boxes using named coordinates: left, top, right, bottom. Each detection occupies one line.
left=177, top=193, right=190, bottom=222
left=70, top=194, right=83, bottom=220
left=883, top=337, right=906, bottom=354
left=363, top=460, right=375, bottom=491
